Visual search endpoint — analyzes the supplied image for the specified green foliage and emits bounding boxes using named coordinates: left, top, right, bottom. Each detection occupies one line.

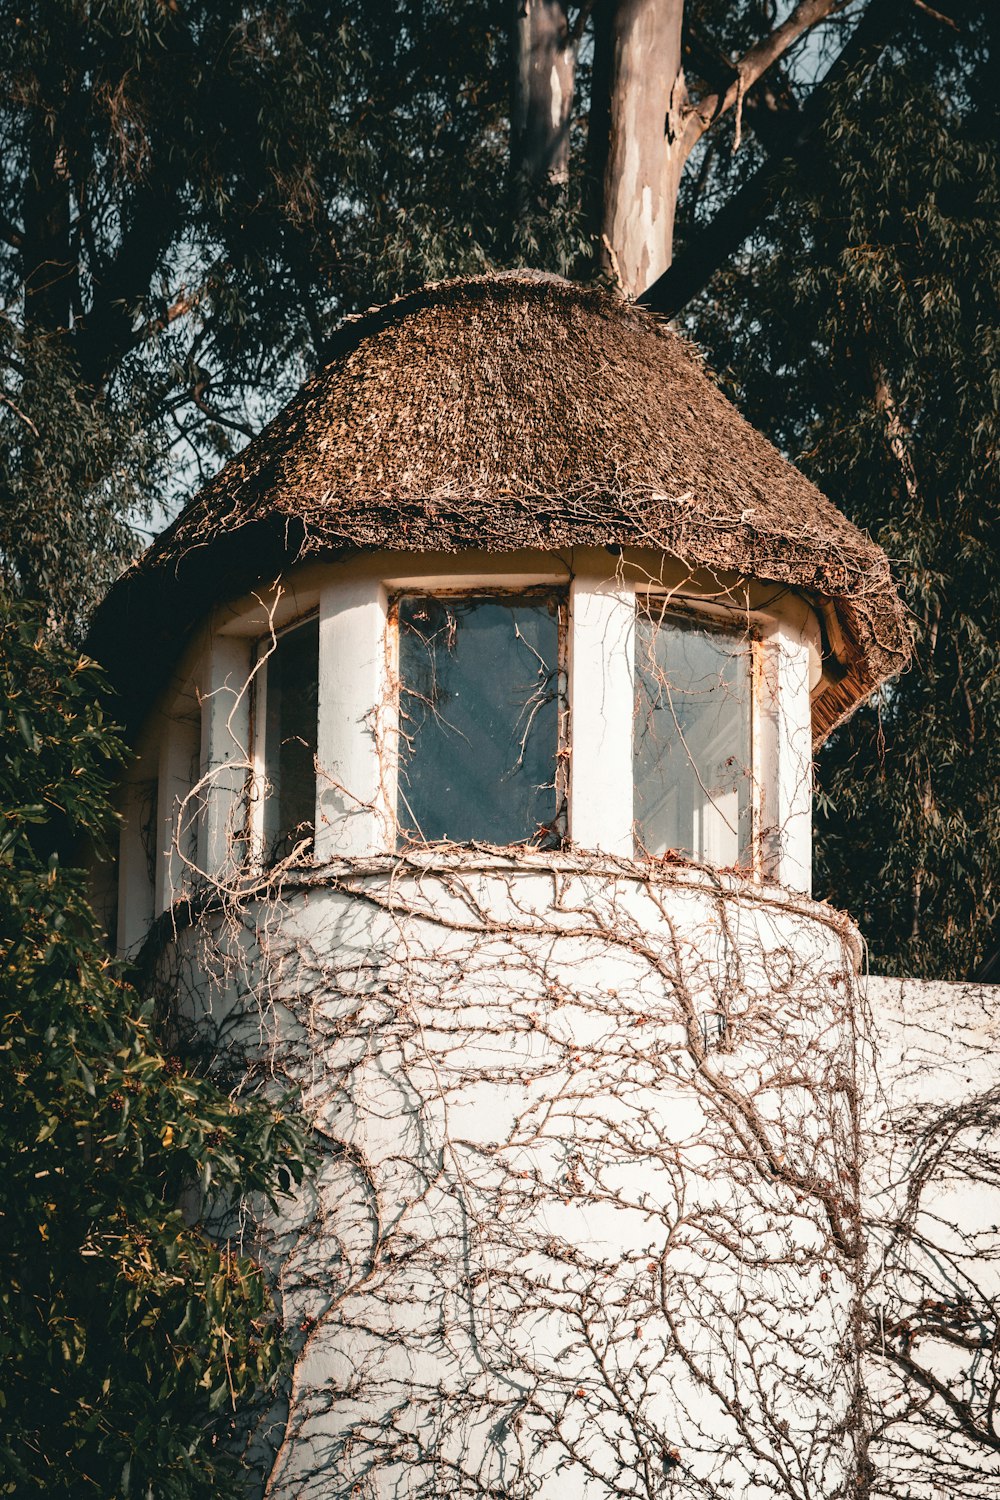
left=0, top=604, right=310, bottom=1497
left=0, top=321, right=157, bottom=633
left=687, top=5, right=999, bottom=976
left=2, top=18, right=994, bottom=1500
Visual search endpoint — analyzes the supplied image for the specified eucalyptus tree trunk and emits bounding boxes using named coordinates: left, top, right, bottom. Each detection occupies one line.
left=590, top=0, right=686, bottom=297
left=584, top=0, right=853, bottom=299
left=511, top=1, right=576, bottom=216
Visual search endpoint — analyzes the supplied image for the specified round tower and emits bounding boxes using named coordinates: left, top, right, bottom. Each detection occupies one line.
left=93, top=273, right=909, bottom=1500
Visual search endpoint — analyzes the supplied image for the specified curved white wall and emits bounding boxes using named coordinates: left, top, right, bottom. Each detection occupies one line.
left=163, top=856, right=863, bottom=1500
left=115, top=548, right=857, bottom=1497
left=109, top=551, right=1000, bottom=1499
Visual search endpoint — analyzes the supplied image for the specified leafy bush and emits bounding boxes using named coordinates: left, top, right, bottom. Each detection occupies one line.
left=0, top=605, right=309, bottom=1497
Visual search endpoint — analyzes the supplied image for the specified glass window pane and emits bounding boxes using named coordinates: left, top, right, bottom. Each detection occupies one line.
left=397, top=593, right=562, bottom=847
left=262, top=617, right=319, bottom=860
left=634, top=606, right=752, bottom=867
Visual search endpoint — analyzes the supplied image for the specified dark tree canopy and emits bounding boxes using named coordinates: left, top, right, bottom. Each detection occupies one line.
left=1, top=1, right=515, bottom=622
left=1, top=1, right=897, bottom=627
left=686, top=2, right=999, bottom=978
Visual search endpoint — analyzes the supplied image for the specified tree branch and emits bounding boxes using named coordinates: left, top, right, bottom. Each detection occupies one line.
left=74, top=181, right=180, bottom=388
left=639, top=0, right=912, bottom=316
left=189, top=374, right=256, bottom=440
left=682, top=0, right=857, bottom=154
left=0, top=392, right=40, bottom=437
left=568, top=0, right=597, bottom=45
left=135, top=288, right=198, bottom=345
left=870, top=355, right=921, bottom=512
left=912, top=0, right=960, bottom=27
left=0, top=213, right=24, bottom=251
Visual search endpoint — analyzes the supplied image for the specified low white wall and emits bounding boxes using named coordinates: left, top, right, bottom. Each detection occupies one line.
left=863, top=976, right=1000, bottom=1499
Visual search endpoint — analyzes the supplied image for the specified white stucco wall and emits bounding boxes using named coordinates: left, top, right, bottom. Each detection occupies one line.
left=113, top=549, right=871, bottom=1497
left=164, top=857, right=864, bottom=1500
left=862, top=977, right=1000, bottom=1499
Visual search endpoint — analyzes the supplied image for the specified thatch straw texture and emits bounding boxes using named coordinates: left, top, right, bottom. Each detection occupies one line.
left=90, top=273, right=909, bottom=740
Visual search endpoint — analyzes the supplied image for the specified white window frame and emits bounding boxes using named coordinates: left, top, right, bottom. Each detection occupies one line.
left=632, top=595, right=761, bottom=876
left=249, top=609, right=320, bottom=864
left=117, top=554, right=816, bottom=957
left=632, top=586, right=813, bottom=891
left=312, top=561, right=813, bottom=887
left=566, top=568, right=813, bottom=889
left=387, top=585, right=569, bottom=851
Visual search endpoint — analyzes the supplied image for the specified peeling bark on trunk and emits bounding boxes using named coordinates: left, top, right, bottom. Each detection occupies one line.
left=587, top=0, right=856, bottom=303
left=511, top=0, right=576, bottom=212
left=871, top=357, right=921, bottom=513
left=590, top=0, right=686, bottom=297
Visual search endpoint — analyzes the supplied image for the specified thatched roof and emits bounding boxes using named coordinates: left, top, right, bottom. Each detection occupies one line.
left=90, top=272, right=909, bottom=741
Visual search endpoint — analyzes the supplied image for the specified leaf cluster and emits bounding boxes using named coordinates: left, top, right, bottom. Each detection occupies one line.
left=0, top=318, right=156, bottom=635
left=0, top=605, right=310, bottom=1497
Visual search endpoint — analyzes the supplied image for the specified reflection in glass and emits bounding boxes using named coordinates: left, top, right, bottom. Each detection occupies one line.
left=634, top=606, right=752, bottom=866
left=397, top=593, right=562, bottom=846
left=262, top=616, right=319, bottom=860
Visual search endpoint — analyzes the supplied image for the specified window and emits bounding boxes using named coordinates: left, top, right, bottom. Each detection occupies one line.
left=395, top=591, right=565, bottom=847
left=634, top=603, right=753, bottom=867
left=260, top=615, right=319, bottom=860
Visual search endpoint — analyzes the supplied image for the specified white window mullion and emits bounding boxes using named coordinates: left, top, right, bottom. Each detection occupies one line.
left=198, top=634, right=253, bottom=881
left=568, top=573, right=635, bottom=856
left=758, top=622, right=813, bottom=894
left=315, top=578, right=392, bottom=860
left=247, top=639, right=269, bottom=862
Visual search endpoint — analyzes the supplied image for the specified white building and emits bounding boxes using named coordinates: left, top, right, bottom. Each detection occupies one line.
left=91, top=274, right=996, bottom=1498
